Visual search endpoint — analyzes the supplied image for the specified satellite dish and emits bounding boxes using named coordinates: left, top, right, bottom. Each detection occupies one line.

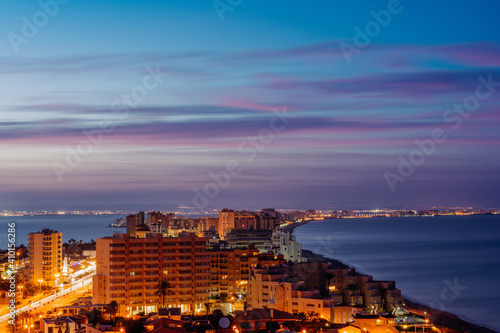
left=219, top=317, right=230, bottom=328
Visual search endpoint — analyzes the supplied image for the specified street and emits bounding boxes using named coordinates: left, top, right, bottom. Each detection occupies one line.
left=0, top=274, right=93, bottom=331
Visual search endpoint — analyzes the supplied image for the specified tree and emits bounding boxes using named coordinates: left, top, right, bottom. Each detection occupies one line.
left=7, top=313, right=22, bottom=333
left=83, top=309, right=103, bottom=326
left=123, top=319, right=147, bottom=333
left=323, top=271, right=335, bottom=297
left=203, top=302, right=212, bottom=320
left=107, top=300, right=119, bottom=322
left=17, top=311, right=30, bottom=327
left=296, top=312, right=308, bottom=322
left=55, top=321, right=65, bottom=333
left=156, top=279, right=174, bottom=308
left=346, top=284, right=360, bottom=305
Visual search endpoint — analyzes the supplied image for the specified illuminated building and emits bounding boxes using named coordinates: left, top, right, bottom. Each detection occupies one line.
left=218, top=208, right=235, bottom=238
left=209, top=245, right=285, bottom=298
left=27, top=228, right=62, bottom=286
left=93, top=232, right=210, bottom=315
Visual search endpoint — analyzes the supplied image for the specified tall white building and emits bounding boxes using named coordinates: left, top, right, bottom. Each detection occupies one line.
left=272, top=230, right=305, bottom=262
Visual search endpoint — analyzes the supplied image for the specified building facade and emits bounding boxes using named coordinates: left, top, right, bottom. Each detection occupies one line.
left=27, top=228, right=63, bottom=286
left=209, top=246, right=285, bottom=299
left=224, top=229, right=273, bottom=252
left=93, top=233, right=210, bottom=315
left=248, top=263, right=403, bottom=323
left=272, top=230, right=305, bottom=262
left=218, top=208, right=235, bottom=238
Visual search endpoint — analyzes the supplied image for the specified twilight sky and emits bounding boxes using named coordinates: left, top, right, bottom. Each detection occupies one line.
left=1, top=0, right=499, bottom=211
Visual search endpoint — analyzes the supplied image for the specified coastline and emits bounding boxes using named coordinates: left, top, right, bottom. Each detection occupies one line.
left=285, top=220, right=498, bottom=333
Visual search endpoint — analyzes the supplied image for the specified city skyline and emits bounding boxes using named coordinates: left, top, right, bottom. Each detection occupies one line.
left=1, top=1, right=500, bottom=211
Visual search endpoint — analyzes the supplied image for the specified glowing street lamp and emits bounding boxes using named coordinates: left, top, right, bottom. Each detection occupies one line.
left=38, top=279, right=43, bottom=289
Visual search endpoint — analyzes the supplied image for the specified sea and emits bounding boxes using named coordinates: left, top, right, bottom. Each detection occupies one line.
left=294, top=215, right=500, bottom=332
left=1, top=214, right=499, bottom=331
left=0, top=215, right=126, bottom=247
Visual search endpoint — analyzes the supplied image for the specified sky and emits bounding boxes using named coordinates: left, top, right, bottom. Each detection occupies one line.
left=0, top=0, right=499, bottom=211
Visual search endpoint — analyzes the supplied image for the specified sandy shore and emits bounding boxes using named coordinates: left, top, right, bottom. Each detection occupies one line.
left=284, top=221, right=498, bottom=333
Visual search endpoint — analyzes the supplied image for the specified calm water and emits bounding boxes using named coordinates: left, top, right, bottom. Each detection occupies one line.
left=0, top=215, right=125, bottom=247
left=294, top=215, right=500, bottom=332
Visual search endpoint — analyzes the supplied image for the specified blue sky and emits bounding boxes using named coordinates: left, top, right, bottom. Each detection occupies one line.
left=1, top=0, right=499, bottom=210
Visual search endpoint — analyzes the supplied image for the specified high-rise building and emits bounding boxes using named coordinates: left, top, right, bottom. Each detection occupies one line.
left=272, top=230, right=306, bottom=262
left=261, top=208, right=279, bottom=219
left=234, top=211, right=257, bottom=230
left=93, top=233, right=210, bottom=315
left=256, top=213, right=278, bottom=230
left=126, top=214, right=139, bottom=237
left=209, top=245, right=285, bottom=299
left=218, top=208, right=235, bottom=238
left=146, top=211, right=171, bottom=230
left=196, top=216, right=219, bottom=233
left=27, top=228, right=63, bottom=286
left=224, top=229, right=273, bottom=252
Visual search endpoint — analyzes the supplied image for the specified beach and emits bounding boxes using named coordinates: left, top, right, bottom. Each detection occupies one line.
left=286, top=220, right=498, bottom=333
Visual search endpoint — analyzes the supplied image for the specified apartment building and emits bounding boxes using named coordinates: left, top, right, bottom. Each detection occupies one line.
left=248, top=263, right=403, bottom=323
left=327, top=267, right=404, bottom=313
left=27, top=228, right=62, bottom=286
left=209, top=246, right=285, bottom=298
left=272, top=230, right=305, bottom=262
left=218, top=208, right=235, bottom=237
left=248, top=267, right=340, bottom=321
left=224, top=229, right=273, bottom=252
left=93, top=233, right=210, bottom=315
left=196, top=216, right=219, bottom=233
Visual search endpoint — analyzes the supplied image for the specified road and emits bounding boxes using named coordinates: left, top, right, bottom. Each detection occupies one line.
left=0, top=274, right=93, bottom=331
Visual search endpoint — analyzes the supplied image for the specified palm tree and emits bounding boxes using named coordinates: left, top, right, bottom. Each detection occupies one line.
left=156, top=279, right=174, bottom=308
left=204, top=302, right=212, bottom=320
left=308, top=312, right=323, bottom=332
left=296, top=311, right=308, bottom=322
left=7, top=312, right=22, bottom=333
left=346, top=284, right=360, bottom=305
left=17, top=311, right=30, bottom=327
left=107, top=300, right=119, bottom=322
left=323, top=271, right=335, bottom=296
left=55, top=321, right=65, bottom=333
